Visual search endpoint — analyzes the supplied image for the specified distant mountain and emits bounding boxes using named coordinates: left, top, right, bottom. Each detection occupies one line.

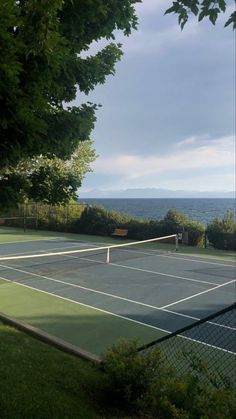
left=79, top=188, right=235, bottom=199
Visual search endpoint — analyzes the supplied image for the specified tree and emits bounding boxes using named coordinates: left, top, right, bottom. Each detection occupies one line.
left=0, top=0, right=140, bottom=167
left=0, top=141, right=97, bottom=207
left=207, top=211, right=236, bottom=250
left=165, top=0, right=236, bottom=29
left=0, top=0, right=140, bottom=206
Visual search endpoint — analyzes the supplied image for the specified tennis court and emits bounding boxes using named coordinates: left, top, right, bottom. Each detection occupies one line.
left=0, top=228, right=235, bottom=362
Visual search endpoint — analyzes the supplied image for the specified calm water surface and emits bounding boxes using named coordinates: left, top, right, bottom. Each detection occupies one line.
left=78, top=198, right=235, bottom=226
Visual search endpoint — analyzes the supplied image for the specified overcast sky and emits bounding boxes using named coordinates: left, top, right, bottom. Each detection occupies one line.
left=75, top=0, right=235, bottom=195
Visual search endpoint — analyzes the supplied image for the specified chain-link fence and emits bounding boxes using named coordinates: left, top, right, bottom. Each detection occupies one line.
left=138, top=303, right=236, bottom=388
left=0, top=203, right=87, bottom=232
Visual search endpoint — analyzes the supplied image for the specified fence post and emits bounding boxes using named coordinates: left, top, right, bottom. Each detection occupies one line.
left=23, top=203, right=26, bottom=232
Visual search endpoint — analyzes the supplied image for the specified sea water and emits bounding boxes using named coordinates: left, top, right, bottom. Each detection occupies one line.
left=77, top=198, right=235, bottom=226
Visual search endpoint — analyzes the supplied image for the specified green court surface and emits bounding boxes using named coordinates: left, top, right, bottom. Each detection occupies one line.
left=0, top=227, right=235, bottom=362
left=0, top=281, right=161, bottom=356
left=0, top=228, right=165, bottom=356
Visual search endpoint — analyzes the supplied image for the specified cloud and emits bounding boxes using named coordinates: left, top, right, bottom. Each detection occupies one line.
left=159, top=173, right=235, bottom=192
left=121, top=16, right=198, bottom=56
left=92, top=135, right=235, bottom=179
left=175, top=135, right=210, bottom=147
left=135, top=0, right=166, bottom=15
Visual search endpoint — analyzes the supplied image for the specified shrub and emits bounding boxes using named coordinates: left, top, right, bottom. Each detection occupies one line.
left=11, top=201, right=86, bottom=232
left=163, top=208, right=188, bottom=233
left=99, top=340, right=236, bottom=418
left=124, top=219, right=164, bottom=240
left=141, top=371, right=236, bottom=419
left=163, top=209, right=205, bottom=246
left=6, top=202, right=206, bottom=248
left=184, top=221, right=205, bottom=247
left=78, top=206, right=205, bottom=246
left=100, top=340, right=171, bottom=408
left=79, top=205, right=131, bottom=236
left=207, top=211, right=236, bottom=250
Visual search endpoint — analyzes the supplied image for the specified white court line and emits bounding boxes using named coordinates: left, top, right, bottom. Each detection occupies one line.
left=105, top=245, right=235, bottom=267
left=0, top=274, right=170, bottom=335
left=109, top=261, right=220, bottom=286
left=35, top=252, right=227, bottom=288
left=131, top=249, right=235, bottom=267
left=162, top=308, right=235, bottom=331
left=0, top=235, right=175, bottom=261
left=0, top=238, right=65, bottom=245
left=1, top=246, right=233, bottom=289
left=0, top=262, right=198, bottom=314
left=0, top=242, right=94, bottom=258
left=0, top=273, right=235, bottom=355
left=151, top=252, right=236, bottom=267
left=86, top=239, right=235, bottom=266
left=1, top=237, right=235, bottom=267
left=172, top=334, right=236, bottom=355
left=1, top=262, right=235, bottom=332
left=161, top=279, right=236, bottom=309
left=0, top=244, right=110, bottom=260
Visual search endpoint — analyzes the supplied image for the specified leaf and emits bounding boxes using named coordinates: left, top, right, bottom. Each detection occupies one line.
left=225, top=11, right=236, bottom=29
left=217, top=0, right=226, bottom=12
left=198, top=10, right=206, bottom=22
left=202, top=0, right=213, bottom=7
left=190, top=4, right=199, bottom=16
left=165, top=0, right=235, bottom=29
left=209, top=9, right=219, bottom=25
left=179, top=12, right=188, bottom=30
left=164, top=5, right=177, bottom=15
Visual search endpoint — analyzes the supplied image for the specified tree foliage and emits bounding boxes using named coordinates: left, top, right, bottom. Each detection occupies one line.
left=207, top=211, right=236, bottom=250
left=0, top=0, right=140, bottom=205
left=0, top=141, right=97, bottom=207
left=1, top=1, right=233, bottom=207
left=0, top=0, right=140, bottom=168
left=165, top=0, right=236, bottom=29
left=207, top=210, right=236, bottom=234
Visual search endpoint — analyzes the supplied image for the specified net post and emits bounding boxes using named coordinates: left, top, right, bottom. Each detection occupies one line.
left=106, top=247, right=110, bottom=263
left=175, top=234, right=179, bottom=251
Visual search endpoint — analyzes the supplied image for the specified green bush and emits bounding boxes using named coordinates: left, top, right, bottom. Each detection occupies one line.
left=78, top=206, right=205, bottom=246
left=4, top=201, right=236, bottom=252
left=184, top=221, right=205, bottom=247
left=79, top=205, right=131, bottom=236
left=123, top=219, right=165, bottom=240
left=100, top=340, right=171, bottom=408
left=162, top=208, right=188, bottom=233
left=141, top=371, right=236, bottom=419
left=162, top=209, right=205, bottom=247
left=99, top=340, right=236, bottom=418
left=207, top=211, right=236, bottom=250
left=31, top=202, right=85, bottom=232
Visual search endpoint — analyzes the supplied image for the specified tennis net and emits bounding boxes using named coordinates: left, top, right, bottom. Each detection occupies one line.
left=0, top=234, right=178, bottom=280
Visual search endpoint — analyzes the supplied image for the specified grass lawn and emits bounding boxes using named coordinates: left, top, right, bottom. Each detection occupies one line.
left=1, top=321, right=235, bottom=419
left=0, top=321, right=102, bottom=419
